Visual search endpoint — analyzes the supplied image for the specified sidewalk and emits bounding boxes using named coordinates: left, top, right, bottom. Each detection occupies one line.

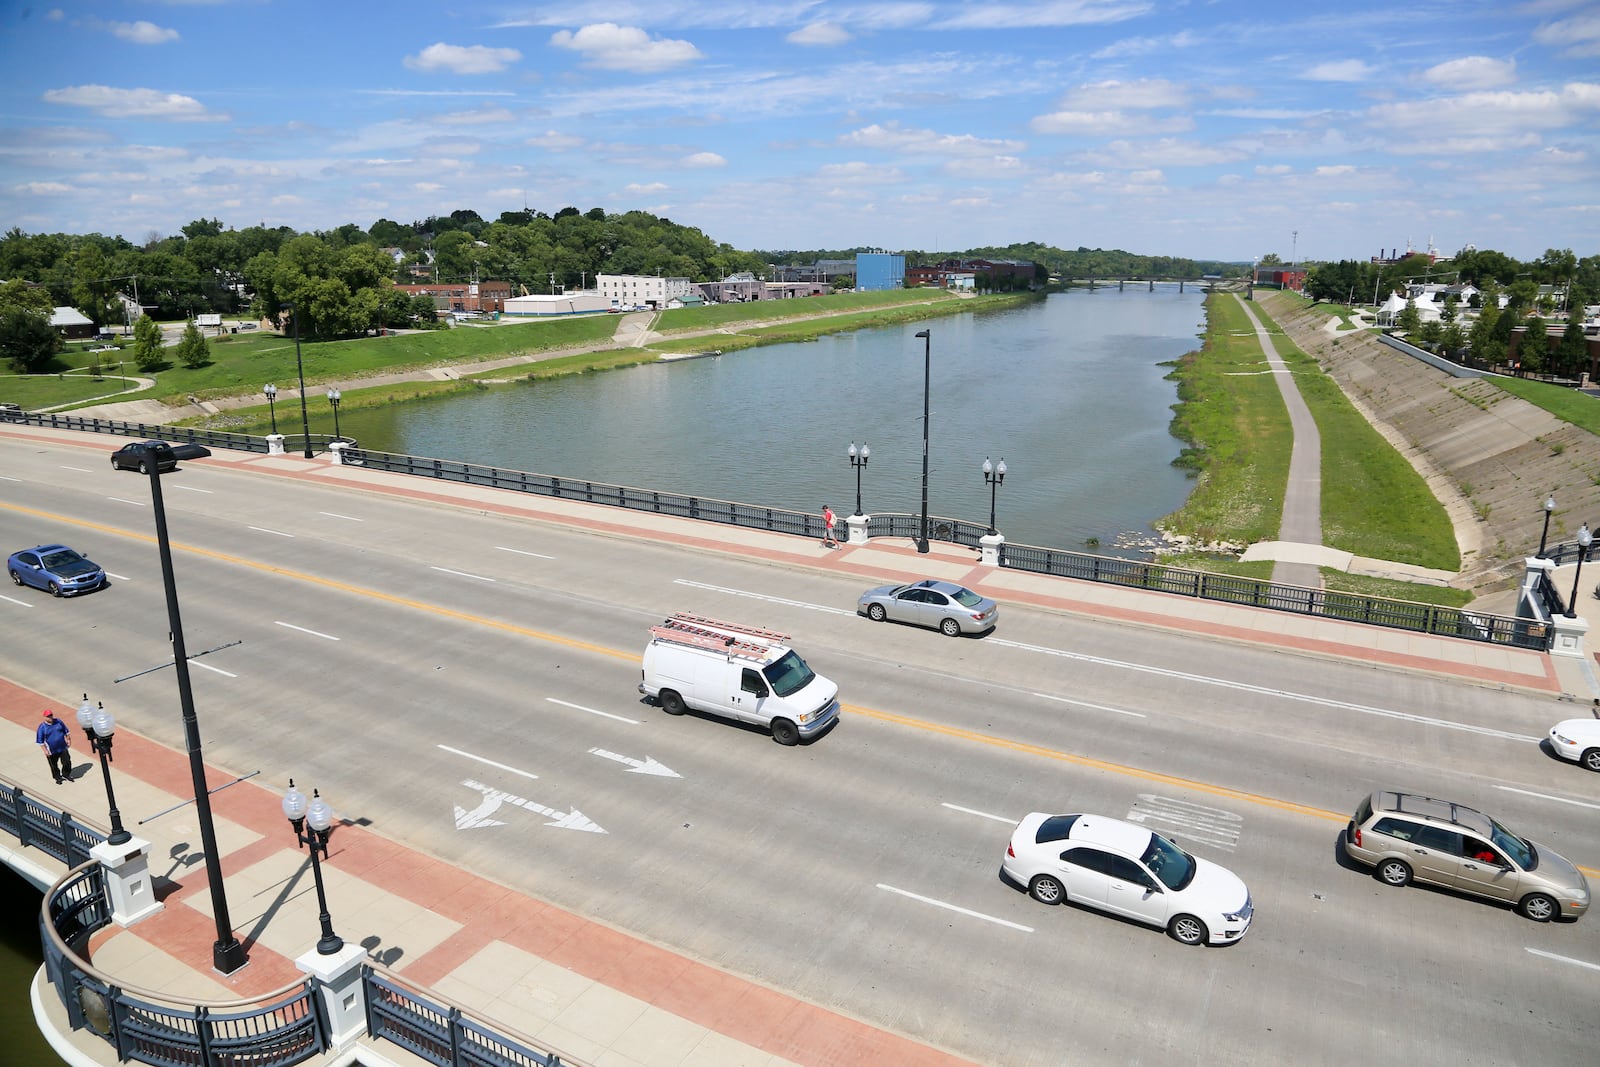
left=5, top=421, right=1598, bottom=1067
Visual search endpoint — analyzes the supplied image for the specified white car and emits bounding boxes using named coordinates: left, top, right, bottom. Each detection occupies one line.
left=1549, top=719, right=1600, bottom=771
left=1002, top=812, right=1253, bottom=945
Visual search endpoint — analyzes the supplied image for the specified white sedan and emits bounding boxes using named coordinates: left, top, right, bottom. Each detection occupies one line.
left=1002, top=812, right=1253, bottom=946
left=1549, top=719, right=1600, bottom=771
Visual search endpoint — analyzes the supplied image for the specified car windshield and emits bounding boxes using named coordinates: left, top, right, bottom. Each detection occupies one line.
left=763, top=650, right=816, bottom=698
left=1488, top=818, right=1535, bottom=869
left=1141, top=833, right=1197, bottom=891
left=39, top=550, right=84, bottom=568
left=950, top=587, right=985, bottom=608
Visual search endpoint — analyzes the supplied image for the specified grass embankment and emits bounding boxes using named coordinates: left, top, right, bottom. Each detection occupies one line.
left=1161, top=293, right=1469, bottom=607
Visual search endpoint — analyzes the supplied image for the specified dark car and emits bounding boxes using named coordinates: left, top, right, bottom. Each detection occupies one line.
left=8, top=545, right=106, bottom=596
left=110, top=440, right=178, bottom=474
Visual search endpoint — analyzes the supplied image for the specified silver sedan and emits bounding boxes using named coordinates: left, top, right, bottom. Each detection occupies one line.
left=857, top=579, right=999, bottom=636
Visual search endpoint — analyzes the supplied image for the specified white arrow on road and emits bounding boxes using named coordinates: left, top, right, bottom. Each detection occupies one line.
left=587, top=747, right=682, bottom=778
left=456, top=779, right=607, bottom=834
left=453, top=792, right=506, bottom=830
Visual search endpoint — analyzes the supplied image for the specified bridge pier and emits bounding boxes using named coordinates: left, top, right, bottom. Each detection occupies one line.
left=1118, top=279, right=1124, bottom=291
left=1180, top=281, right=1184, bottom=293
left=1148, top=280, right=1154, bottom=292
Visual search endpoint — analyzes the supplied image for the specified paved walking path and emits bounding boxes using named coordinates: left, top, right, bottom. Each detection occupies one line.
left=6, top=421, right=1597, bottom=1067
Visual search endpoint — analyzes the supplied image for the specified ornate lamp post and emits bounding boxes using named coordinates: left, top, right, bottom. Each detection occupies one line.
left=76, top=698, right=131, bottom=846
left=263, top=384, right=279, bottom=435
left=982, top=457, right=1008, bottom=535
left=847, top=442, right=869, bottom=516
left=285, top=303, right=312, bottom=458
left=1538, top=494, right=1556, bottom=558
left=326, top=388, right=342, bottom=442
left=914, top=329, right=931, bottom=553
left=1568, top=524, right=1593, bottom=618
left=282, top=780, right=343, bottom=955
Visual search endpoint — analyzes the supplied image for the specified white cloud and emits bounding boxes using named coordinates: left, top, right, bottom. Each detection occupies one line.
left=527, top=131, right=586, bottom=150
left=1031, top=110, right=1192, bottom=135
left=17, top=181, right=73, bottom=194
left=1089, top=137, right=1248, bottom=168
left=41, top=85, right=224, bottom=121
left=404, top=43, right=522, bottom=75
left=1058, top=78, right=1188, bottom=110
left=839, top=122, right=1025, bottom=157
left=788, top=22, right=852, bottom=46
left=1302, top=59, right=1374, bottom=82
left=1368, top=83, right=1600, bottom=140
left=435, top=106, right=519, bottom=126
left=1255, top=164, right=1292, bottom=175
left=679, top=151, right=725, bottom=168
left=936, top=1, right=1154, bottom=30
left=1534, top=9, right=1600, bottom=58
left=1313, top=164, right=1357, bottom=176
left=105, top=20, right=179, bottom=45
left=549, top=23, right=703, bottom=74
left=626, top=182, right=669, bottom=194
left=414, top=182, right=445, bottom=193
left=1092, top=30, right=1197, bottom=59
left=1421, top=56, right=1516, bottom=90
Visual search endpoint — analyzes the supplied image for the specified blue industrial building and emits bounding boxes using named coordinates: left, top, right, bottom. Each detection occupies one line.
left=855, top=253, right=905, bottom=291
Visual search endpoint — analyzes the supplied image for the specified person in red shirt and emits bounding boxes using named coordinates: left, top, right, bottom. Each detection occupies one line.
left=822, top=505, right=837, bottom=548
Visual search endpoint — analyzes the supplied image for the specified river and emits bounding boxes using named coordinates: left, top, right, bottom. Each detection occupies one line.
left=331, top=288, right=1207, bottom=552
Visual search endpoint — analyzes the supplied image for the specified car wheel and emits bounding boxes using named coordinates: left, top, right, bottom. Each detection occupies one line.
left=1169, top=915, right=1209, bottom=946
left=1028, top=875, right=1065, bottom=905
left=137, top=461, right=148, bottom=475
left=48, top=581, right=62, bottom=597
left=659, top=690, right=686, bottom=716
left=771, top=719, right=800, bottom=746
left=940, top=617, right=961, bottom=637
left=867, top=603, right=887, bottom=622
left=109, top=456, right=119, bottom=469
left=1377, top=858, right=1412, bottom=887
left=1519, top=893, right=1558, bottom=922
left=1581, top=748, right=1600, bottom=773
left=8, top=569, right=21, bottom=587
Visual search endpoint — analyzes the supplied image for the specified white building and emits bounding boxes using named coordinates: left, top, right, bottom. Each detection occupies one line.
left=501, top=291, right=611, bottom=317
left=597, top=274, right=694, bottom=309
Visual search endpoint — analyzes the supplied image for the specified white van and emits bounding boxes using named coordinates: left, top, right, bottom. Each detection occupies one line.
left=638, top=613, right=840, bottom=745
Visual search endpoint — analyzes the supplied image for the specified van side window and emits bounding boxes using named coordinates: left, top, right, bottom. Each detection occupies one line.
left=740, top=668, right=768, bottom=696
left=1371, top=817, right=1415, bottom=842
left=1410, top=825, right=1463, bottom=855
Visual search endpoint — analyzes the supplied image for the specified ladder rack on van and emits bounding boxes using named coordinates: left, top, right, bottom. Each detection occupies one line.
left=650, top=613, right=791, bottom=661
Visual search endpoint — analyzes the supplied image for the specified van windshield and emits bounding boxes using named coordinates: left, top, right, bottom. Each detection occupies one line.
left=763, top=651, right=816, bottom=698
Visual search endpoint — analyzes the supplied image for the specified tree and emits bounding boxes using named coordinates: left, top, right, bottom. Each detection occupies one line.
left=175, top=319, right=210, bottom=368
left=1439, top=322, right=1466, bottom=361
left=0, top=306, right=60, bottom=372
left=1519, top=315, right=1547, bottom=375
left=1555, top=314, right=1590, bottom=377
left=132, top=314, right=165, bottom=372
left=1395, top=298, right=1422, bottom=335
left=1469, top=302, right=1505, bottom=366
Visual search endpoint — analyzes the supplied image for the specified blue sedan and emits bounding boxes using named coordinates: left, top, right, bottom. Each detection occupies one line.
left=7, top=545, right=107, bottom=597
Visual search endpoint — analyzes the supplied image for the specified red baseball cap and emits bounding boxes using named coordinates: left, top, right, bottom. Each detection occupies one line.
left=42, top=709, right=54, bottom=717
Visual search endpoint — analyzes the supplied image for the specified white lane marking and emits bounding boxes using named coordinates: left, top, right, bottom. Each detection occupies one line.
left=0, top=474, right=18, bottom=481
left=1127, top=794, right=1243, bottom=851
left=876, top=884, right=1034, bottom=932
left=1495, top=785, right=1600, bottom=812
left=319, top=511, right=361, bottom=521
left=438, top=744, right=539, bottom=781
left=589, top=748, right=681, bottom=777
left=191, top=659, right=236, bottom=678
left=105, top=571, right=130, bottom=581
left=432, top=566, right=493, bottom=582
left=248, top=525, right=294, bottom=537
left=547, top=697, right=639, bottom=724
left=1035, top=692, right=1147, bottom=719
left=175, top=484, right=212, bottom=494
left=942, top=802, right=1017, bottom=824
left=275, top=621, right=340, bottom=641
left=108, top=496, right=144, bottom=506
left=497, top=546, right=555, bottom=559
left=459, top=779, right=605, bottom=833
left=989, top=637, right=1541, bottom=743
left=1526, top=947, right=1600, bottom=972
left=673, top=578, right=855, bottom=615
left=0, top=594, right=33, bottom=608
left=61, top=465, right=92, bottom=473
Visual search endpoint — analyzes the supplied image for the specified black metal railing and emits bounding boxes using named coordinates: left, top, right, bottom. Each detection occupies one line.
left=6, top=414, right=1552, bottom=651
left=3, top=409, right=323, bottom=456
left=2, top=782, right=104, bottom=868
left=366, top=969, right=583, bottom=1067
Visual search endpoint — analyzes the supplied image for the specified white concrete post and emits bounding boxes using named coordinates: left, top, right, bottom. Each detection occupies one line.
left=296, top=942, right=369, bottom=1048
left=979, top=532, right=1005, bottom=567
left=91, top=836, right=163, bottom=927
left=845, top=514, right=870, bottom=545
left=266, top=433, right=285, bottom=456
left=328, top=441, right=348, bottom=465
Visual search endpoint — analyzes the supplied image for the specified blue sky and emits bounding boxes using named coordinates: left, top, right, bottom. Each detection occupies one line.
left=3, top=1, right=1598, bottom=264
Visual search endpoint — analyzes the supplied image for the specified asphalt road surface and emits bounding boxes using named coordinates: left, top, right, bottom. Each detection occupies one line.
left=2, top=437, right=1597, bottom=1066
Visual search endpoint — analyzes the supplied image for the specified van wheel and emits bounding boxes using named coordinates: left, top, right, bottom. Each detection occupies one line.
left=659, top=690, right=686, bottom=716
left=1581, top=748, right=1600, bottom=773
left=1377, top=859, right=1412, bottom=887
left=1519, top=893, right=1558, bottom=922
left=771, top=719, right=799, bottom=746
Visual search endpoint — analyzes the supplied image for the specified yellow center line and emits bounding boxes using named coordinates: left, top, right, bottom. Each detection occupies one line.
left=13, top=500, right=1600, bottom=879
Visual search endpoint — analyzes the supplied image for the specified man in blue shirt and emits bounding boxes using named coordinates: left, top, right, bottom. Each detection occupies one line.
left=36, top=709, right=72, bottom=784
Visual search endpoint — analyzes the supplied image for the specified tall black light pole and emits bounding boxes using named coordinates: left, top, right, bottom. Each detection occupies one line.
left=76, top=698, right=131, bottom=846
left=1538, top=494, right=1556, bottom=558
left=326, top=388, right=342, bottom=442
left=139, top=442, right=248, bottom=974
left=263, top=384, right=278, bottom=435
left=286, top=303, right=312, bottom=458
left=282, top=781, right=343, bottom=955
left=848, top=442, right=869, bottom=516
left=982, top=457, right=1007, bottom=535
left=1568, top=524, right=1593, bottom=618
left=914, top=329, right=931, bottom=553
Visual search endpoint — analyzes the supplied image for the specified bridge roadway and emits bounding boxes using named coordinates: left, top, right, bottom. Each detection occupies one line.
left=3, top=423, right=1599, bottom=1066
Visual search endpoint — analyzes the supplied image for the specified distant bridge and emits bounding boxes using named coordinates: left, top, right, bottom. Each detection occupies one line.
left=1059, top=277, right=1238, bottom=293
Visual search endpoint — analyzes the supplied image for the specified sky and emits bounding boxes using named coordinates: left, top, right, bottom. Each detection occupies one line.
left=2, top=1, right=1598, bottom=265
